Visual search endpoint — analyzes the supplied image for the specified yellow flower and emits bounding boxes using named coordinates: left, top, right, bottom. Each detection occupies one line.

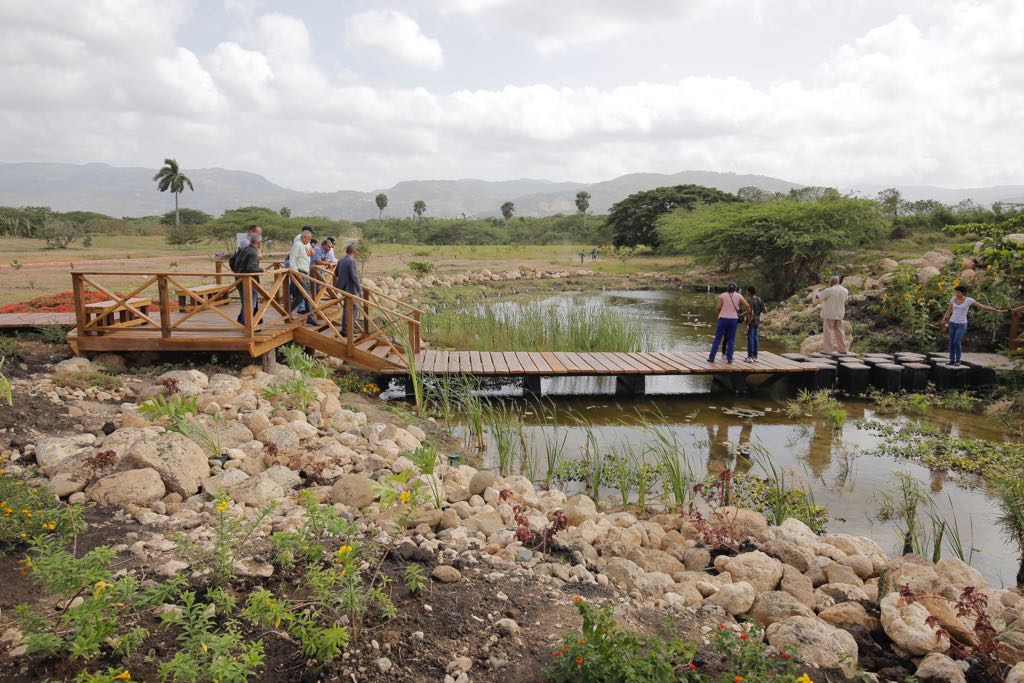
left=952, top=278, right=960, bottom=287
left=399, top=490, right=411, bottom=504
left=113, top=671, right=131, bottom=681
left=93, top=580, right=113, bottom=597
left=797, top=675, right=814, bottom=683
left=215, top=500, right=229, bottom=512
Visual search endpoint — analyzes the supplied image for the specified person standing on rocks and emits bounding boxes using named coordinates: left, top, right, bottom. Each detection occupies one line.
left=815, top=276, right=850, bottom=354
left=707, top=283, right=752, bottom=364
left=940, top=284, right=1006, bottom=366
left=335, top=243, right=362, bottom=336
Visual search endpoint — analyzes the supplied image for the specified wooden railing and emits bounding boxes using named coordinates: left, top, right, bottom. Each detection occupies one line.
left=69, top=268, right=421, bottom=361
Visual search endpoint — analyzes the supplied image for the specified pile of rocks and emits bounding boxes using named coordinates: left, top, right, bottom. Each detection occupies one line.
left=7, top=363, right=1024, bottom=681
left=365, top=266, right=596, bottom=301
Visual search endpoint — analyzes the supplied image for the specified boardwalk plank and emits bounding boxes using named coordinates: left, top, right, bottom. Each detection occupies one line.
left=540, top=352, right=567, bottom=374
left=503, top=352, right=524, bottom=374
left=481, top=352, right=495, bottom=374
left=530, top=353, right=552, bottom=373
left=490, top=352, right=509, bottom=374
left=558, top=352, right=587, bottom=373
left=516, top=352, right=540, bottom=374
left=469, top=351, right=483, bottom=374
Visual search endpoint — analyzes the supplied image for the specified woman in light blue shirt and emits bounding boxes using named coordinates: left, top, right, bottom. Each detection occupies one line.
left=940, top=285, right=1005, bottom=365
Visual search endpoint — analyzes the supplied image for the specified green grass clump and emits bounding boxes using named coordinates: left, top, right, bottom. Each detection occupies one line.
left=53, top=368, right=123, bottom=391
left=425, top=301, right=656, bottom=352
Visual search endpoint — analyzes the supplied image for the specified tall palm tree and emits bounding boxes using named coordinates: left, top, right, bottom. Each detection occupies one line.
left=375, top=193, right=388, bottom=220
left=575, top=191, right=591, bottom=231
left=413, top=200, right=427, bottom=222
left=500, top=201, right=515, bottom=223
left=153, top=159, right=194, bottom=228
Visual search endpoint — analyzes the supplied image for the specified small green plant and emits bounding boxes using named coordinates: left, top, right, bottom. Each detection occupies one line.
left=0, top=336, right=16, bottom=359
left=409, top=444, right=445, bottom=509
left=262, top=376, right=317, bottom=413
left=37, top=323, right=69, bottom=344
left=993, top=477, right=1024, bottom=586
left=407, top=260, right=434, bottom=276
left=280, top=343, right=332, bottom=378
left=544, top=597, right=701, bottom=683
left=53, top=368, right=123, bottom=391
left=138, top=393, right=199, bottom=423
left=786, top=389, right=846, bottom=428
left=712, top=623, right=801, bottom=682
left=0, top=470, right=84, bottom=551
left=0, top=357, right=12, bottom=406
left=405, top=563, right=426, bottom=594
left=873, top=472, right=933, bottom=556
left=489, top=401, right=525, bottom=476
left=174, top=492, right=276, bottom=585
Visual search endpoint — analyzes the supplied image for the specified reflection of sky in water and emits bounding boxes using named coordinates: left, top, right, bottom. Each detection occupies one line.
left=418, top=289, right=1019, bottom=586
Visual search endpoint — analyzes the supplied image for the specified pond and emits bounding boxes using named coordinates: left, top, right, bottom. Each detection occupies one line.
left=413, top=289, right=1020, bottom=585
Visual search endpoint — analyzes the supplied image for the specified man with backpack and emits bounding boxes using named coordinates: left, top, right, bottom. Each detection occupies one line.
left=229, top=231, right=263, bottom=327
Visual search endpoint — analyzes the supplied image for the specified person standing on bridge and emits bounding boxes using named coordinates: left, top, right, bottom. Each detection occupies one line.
left=744, top=285, right=767, bottom=363
left=815, top=276, right=850, bottom=354
left=288, top=227, right=317, bottom=326
left=941, top=285, right=1006, bottom=366
left=335, top=243, right=362, bottom=336
left=231, top=231, right=263, bottom=326
left=707, top=283, right=752, bottom=364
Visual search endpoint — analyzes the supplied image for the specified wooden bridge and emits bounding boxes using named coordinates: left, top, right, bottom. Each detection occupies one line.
left=60, top=265, right=816, bottom=393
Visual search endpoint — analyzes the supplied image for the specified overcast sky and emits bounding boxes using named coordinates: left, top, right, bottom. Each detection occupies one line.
left=1, top=0, right=1022, bottom=192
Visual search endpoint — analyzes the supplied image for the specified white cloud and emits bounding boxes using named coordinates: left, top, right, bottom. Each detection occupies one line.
left=344, top=9, right=443, bottom=70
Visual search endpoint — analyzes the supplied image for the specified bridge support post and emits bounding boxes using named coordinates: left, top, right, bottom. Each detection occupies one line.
left=260, top=349, right=278, bottom=373
left=523, top=375, right=543, bottom=397
left=615, top=375, right=646, bottom=396
left=712, top=373, right=749, bottom=394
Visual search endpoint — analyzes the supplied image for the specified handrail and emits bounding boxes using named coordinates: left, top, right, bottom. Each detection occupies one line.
left=288, top=270, right=421, bottom=327
left=71, top=269, right=290, bottom=277
left=361, top=284, right=425, bottom=315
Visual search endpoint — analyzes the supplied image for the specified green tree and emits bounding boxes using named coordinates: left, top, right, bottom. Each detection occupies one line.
left=736, top=186, right=780, bottom=203
left=153, top=159, right=194, bottom=228
left=877, top=187, right=903, bottom=220
left=657, top=197, right=886, bottom=298
left=575, top=191, right=591, bottom=231
left=160, top=208, right=212, bottom=226
left=500, top=201, right=515, bottom=222
left=279, top=206, right=291, bottom=218
left=608, top=184, right=738, bottom=248
left=375, top=193, right=388, bottom=220
left=413, top=200, right=427, bottom=222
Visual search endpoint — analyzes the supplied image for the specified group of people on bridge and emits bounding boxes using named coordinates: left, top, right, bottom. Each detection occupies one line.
left=707, top=276, right=1010, bottom=366
left=229, top=224, right=362, bottom=335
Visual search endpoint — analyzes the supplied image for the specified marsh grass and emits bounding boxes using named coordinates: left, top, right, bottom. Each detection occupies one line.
left=747, top=445, right=825, bottom=533
left=993, top=478, right=1024, bottom=585
left=786, top=389, right=846, bottom=429
left=488, top=401, right=525, bottom=476
left=537, top=400, right=568, bottom=490
left=424, top=300, right=656, bottom=352
left=459, top=378, right=487, bottom=450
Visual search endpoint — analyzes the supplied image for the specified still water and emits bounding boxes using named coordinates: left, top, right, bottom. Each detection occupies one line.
left=426, top=289, right=1019, bottom=585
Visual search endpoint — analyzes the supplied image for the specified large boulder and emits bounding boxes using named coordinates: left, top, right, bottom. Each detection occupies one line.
left=917, top=266, right=941, bottom=284
left=881, top=556, right=955, bottom=599
left=330, top=474, right=377, bottom=509
left=196, top=416, right=254, bottom=450
left=714, top=551, right=783, bottom=593
left=934, top=557, right=986, bottom=592
left=880, top=592, right=951, bottom=656
left=818, top=602, right=881, bottom=633
left=86, top=468, right=165, bottom=507
left=120, top=432, right=210, bottom=497
left=201, top=470, right=250, bottom=497
left=227, top=472, right=285, bottom=507
left=625, top=547, right=685, bottom=576
left=766, top=616, right=858, bottom=675
left=603, top=557, right=646, bottom=591
left=468, top=470, right=496, bottom=496
left=800, top=323, right=853, bottom=356
left=705, top=581, right=755, bottom=616
left=914, top=653, right=966, bottom=683
left=155, top=369, right=209, bottom=397
left=564, top=494, right=598, bottom=526
left=34, top=434, right=97, bottom=474
left=746, top=591, right=816, bottom=626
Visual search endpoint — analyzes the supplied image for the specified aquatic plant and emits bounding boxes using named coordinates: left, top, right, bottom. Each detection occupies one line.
left=537, top=400, right=568, bottom=490
left=488, top=401, right=524, bottom=476
left=993, top=477, right=1024, bottom=586
left=785, top=389, right=846, bottom=429
left=424, top=300, right=656, bottom=353
left=745, top=445, right=827, bottom=533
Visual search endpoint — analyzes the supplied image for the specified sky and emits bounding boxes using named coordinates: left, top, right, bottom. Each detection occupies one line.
left=1, top=0, right=1022, bottom=192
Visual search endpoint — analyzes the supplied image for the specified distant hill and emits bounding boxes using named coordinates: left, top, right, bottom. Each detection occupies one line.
left=1, top=161, right=1022, bottom=219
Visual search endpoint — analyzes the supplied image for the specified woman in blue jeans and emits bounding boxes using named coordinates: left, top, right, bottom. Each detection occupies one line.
left=707, top=283, right=752, bottom=364
left=940, top=285, right=1006, bottom=365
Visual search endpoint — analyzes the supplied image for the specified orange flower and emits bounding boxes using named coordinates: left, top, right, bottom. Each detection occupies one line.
left=573, top=595, right=584, bottom=604
left=734, top=677, right=744, bottom=683
left=576, top=657, right=583, bottom=665
left=688, top=663, right=697, bottom=671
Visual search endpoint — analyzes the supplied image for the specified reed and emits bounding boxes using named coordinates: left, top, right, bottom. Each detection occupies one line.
left=748, top=444, right=824, bottom=533
left=488, top=401, right=523, bottom=476
left=459, top=377, right=487, bottom=450
left=424, top=300, right=656, bottom=353
left=425, top=375, right=460, bottom=435
left=538, top=399, right=568, bottom=490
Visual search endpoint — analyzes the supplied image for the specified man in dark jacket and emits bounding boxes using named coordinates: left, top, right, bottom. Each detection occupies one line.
left=334, top=243, right=361, bottom=335
left=233, top=232, right=263, bottom=326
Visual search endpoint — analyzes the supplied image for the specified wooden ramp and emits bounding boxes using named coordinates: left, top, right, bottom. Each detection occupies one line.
left=384, top=350, right=812, bottom=377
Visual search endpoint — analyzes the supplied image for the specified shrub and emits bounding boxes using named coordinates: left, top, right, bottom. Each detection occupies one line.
left=0, top=470, right=85, bottom=552
left=54, top=368, right=123, bottom=391
left=407, top=260, right=434, bottom=276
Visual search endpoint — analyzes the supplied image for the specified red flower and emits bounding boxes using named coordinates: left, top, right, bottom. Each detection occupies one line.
left=739, top=634, right=749, bottom=640
left=780, top=652, right=791, bottom=660
left=576, top=657, right=584, bottom=665
left=688, top=663, right=697, bottom=671
left=734, top=677, right=745, bottom=683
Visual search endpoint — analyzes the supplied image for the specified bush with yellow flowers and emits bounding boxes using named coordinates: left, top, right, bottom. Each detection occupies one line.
left=0, top=462, right=84, bottom=552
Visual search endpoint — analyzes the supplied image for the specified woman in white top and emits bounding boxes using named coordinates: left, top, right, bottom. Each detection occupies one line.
left=707, top=283, right=753, bottom=364
left=940, top=285, right=1005, bottom=366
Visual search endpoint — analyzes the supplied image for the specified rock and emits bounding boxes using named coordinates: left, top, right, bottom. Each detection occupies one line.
left=432, top=565, right=462, bottom=583
left=330, top=474, right=376, bottom=508
left=706, top=581, right=755, bottom=615
left=917, top=266, right=941, bottom=284
left=1006, top=662, right=1024, bottom=683
left=959, top=268, right=975, bottom=283
left=376, top=657, right=392, bottom=673
left=155, top=369, right=209, bottom=397
left=469, top=470, right=496, bottom=495
left=197, top=416, right=254, bottom=450
left=201, top=470, right=250, bottom=497
left=746, top=591, right=816, bottom=625
left=766, top=616, right=858, bottom=675
left=816, top=583, right=870, bottom=609
left=603, top=557, right=646, bottom=591
left=92, top=353, right=127, bottom=373
left=264, top=465, right=301, bottom=490
left=709, top=507, right=768, bottom=540
left=881, top=556, right=955, bottom=598
left=494, top=618, right=520, bottom=636
left=121, top=432, right=210, bottom=497
left=916, top=595, right=978, bottom=648
left=682, top=546, right=711, bottom=571
left=87, top=468, right=165, bottom=507
left=564, top=494, right=598, bottom=526
left=934, top=557, right=985, bottom=592
left=714, top=551, right=783, bottom=593
left=227, top=473, right=285, bottom=507
left=880, top=592, right=951, bottom=655
left=467, top=511, right=505, bottom=537
left=915, top=653, right=966, bottom=683
left=819, top=602, right=881, bottom=633
left=55, top=356, right=93, bottom=373
left=447, top=656, right=473, bottom=675
left=35, top=434, right=96, bottom=474
left=156, top=559, right=189, bottom=577
left=780, top=564, right=816, bottom=609
left=761, top=539, right=816, bottom=573
left=233, top=559, right=274, bottom=578
left=258, top=424, right=301, bottom=451
left=626, top=547, right=685, bottom=576
left=881, top=258, right=899, bottom=270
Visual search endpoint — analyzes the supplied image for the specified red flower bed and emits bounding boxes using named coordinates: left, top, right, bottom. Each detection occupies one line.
left=0, top=291, right=180, bottom=313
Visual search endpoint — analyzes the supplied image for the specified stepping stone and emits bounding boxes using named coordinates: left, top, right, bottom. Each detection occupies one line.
left=870, top=362, right=903, bottom=392
left=901, top=362, right=931, bottom=391
left=838, top=363, right=871, bottom=395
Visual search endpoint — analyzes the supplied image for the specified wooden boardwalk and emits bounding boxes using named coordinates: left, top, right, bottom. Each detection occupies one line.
left=0, top=312, right=76, bottom=328
left=385, top=350, right=812, bottom=376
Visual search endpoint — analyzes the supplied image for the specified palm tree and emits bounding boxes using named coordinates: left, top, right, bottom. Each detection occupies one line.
left=575, top=191, right=591, bottom=231
left=413, top=200, right=427, bottom=222
left=375, top=193, right=388, bottom=220
left=500, top=201, right=515, bottom=223
left=152, top=159, right=194, bottom=228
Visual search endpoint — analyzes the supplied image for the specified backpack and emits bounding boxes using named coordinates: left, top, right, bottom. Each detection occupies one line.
left=228, top=249, right=241, bottom=273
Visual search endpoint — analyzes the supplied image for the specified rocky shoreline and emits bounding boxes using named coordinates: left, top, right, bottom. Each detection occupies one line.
left=0, top=354, right=1021, bottom=682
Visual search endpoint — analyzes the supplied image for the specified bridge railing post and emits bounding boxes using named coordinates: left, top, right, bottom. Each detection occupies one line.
left=242, top=276, right=254, bottom=338
left=345, top=297, right=354, bottom=355
left=157, top=274, right=171, bottom=339
left=71, top=273, right=88, bottom=335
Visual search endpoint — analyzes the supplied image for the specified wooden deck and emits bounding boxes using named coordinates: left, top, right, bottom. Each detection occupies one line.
left=0, top=312, right=76, bottom=328
left=383, top=350, right=814, bottom=377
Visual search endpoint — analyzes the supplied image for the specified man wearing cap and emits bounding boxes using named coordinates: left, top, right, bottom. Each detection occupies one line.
left=231, top=231, right=263, bottom=326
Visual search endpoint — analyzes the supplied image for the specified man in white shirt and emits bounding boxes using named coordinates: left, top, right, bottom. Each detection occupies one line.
left=288, top=228, right=316, bottom=323
left=814, top=276, right=850, bottom=353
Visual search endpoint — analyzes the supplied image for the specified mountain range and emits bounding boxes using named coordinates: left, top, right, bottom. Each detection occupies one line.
left=0, top=162, right=1021, bottom=220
